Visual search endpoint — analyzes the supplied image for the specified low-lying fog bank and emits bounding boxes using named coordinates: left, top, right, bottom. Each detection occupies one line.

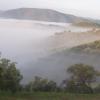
left=0, top=19, right=67, bottom=65
left=0, top=18, right=97, bottom=84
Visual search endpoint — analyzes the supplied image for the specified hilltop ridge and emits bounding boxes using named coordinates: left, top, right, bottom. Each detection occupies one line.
left=0, top=8, right=83, bottom=23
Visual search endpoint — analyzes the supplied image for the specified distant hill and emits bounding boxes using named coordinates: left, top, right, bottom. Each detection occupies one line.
left=73, top=20, right=100, bottom=28
left=86, top=18, right=100, bottom=25
left=0, top=8, right=83, bottom=23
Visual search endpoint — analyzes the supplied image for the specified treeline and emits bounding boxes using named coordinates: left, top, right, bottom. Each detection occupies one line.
left=24, top=64, right=100, bottom=94
left=0, top=55, right=100, bottom=93
left=25, top=76, right=57, bottom=92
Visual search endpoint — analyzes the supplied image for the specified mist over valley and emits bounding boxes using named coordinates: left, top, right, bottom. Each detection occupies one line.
left=0, top=8, right=100, bottom=84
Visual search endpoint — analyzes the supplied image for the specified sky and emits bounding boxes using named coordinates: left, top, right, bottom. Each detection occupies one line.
left=0, top=0, right=100, bottom=19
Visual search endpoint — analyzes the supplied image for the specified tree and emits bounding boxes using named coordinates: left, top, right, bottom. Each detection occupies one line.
left=0, top=58, right=23, bottom=93
left=66, top=64, right=100, bottom=93
left=26, top=76, right=57, bottom=92
left=6, top=62, right=22, bottom=92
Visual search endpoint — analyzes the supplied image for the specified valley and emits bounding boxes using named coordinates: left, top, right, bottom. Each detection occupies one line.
left=0, top=8, right=100, bottom=84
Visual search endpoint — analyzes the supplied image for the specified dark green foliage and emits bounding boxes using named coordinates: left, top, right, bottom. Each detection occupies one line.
left=25, top=76, right=57, bottom=92
left=0, top=57, right=23, bottom=93
left=65, top=64, right=100, bottom=93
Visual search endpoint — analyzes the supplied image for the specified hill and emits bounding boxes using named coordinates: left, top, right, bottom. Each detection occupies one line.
left=22, top=29, right=100, bottom=84
left=22, top=43, right=100, bottom=84
left=0, top=8, right=82, bottom=23
left=72, top=20, right=100, bottom=28
left=70, top=40, right=100, bottom=53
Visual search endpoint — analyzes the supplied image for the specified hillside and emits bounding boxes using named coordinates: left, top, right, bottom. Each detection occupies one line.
left=23, top=42, right=100, bottom=84
left=46, top=27, right=100, bottom=51
left=22, top=27, right=100, bottom=84
left=0, top=8, right=100, bottom=84
left=70, top=40, right=100, bottom=53
left=72, top=20, right=100, bottom=28
left=0, top=8, right=82, bottom=23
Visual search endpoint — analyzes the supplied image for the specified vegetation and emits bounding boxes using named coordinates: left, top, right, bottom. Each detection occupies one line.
left=0, top=92, right=100, bottom=100
left=0, top=56, right=23, bottom=93
left=0, top=54, right=100, bottom=99
left=71, top=40, right=100, bottom=53
left=73, top=21, right=100, bottom=28
left=63, top=64, right=100, bottom=93
left=23, top=63, right=100, bottom=94
left=25, top=76, right=57, bottom=92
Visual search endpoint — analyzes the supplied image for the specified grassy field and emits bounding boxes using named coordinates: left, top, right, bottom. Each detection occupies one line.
left=0, top=92, right=100, bottom=100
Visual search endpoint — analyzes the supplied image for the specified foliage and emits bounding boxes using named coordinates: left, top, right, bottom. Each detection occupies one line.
left=71, top=40, right=100, bottom=53
left=0, top=57, right=23, bottom=93
left=65, top=64, right=100, bottom=93
left=25, top=76, right=57, bottom=92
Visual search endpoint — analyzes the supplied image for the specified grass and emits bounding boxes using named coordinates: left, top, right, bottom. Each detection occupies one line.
left=0, top=92, right=100, bottom=100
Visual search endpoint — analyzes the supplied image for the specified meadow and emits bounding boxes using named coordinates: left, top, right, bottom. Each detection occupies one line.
left=0, top=92, right=100, bottom=100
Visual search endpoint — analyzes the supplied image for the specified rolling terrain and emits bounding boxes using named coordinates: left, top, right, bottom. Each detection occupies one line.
left=0, top=8, right=83, bottom=23
left=0, top=8, right=100, bottom=84
left=70, top=40, right=100, bottom=53
left=47, top=25, right=100, bottom=51
left=21, top=22, right=100, bottom=84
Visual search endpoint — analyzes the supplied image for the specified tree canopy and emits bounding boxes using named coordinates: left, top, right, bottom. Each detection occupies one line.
left=0, top=57, right=23, bottom=92
left=26, top=76, right=57, bottom=92
left=66, top=64, right=100, bottom=93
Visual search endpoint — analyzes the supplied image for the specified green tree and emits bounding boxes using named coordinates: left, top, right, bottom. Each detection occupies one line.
left=6, top=62, right=22, bottom=92
left=0, top=58, right=22, bottom=93
left=66, top=64, right=100, bottom=93
left=26, top=76, right=57, bottom=92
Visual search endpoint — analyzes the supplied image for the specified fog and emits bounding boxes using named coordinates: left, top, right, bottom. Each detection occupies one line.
left=25, top=51, right=100, bottom=84
left=0, top=19, right=67, bottom=66
left=0, top=19, right=92, bottom=84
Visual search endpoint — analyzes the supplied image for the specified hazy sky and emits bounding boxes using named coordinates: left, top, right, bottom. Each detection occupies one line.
left=0, top=0, right=100, bottom=19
